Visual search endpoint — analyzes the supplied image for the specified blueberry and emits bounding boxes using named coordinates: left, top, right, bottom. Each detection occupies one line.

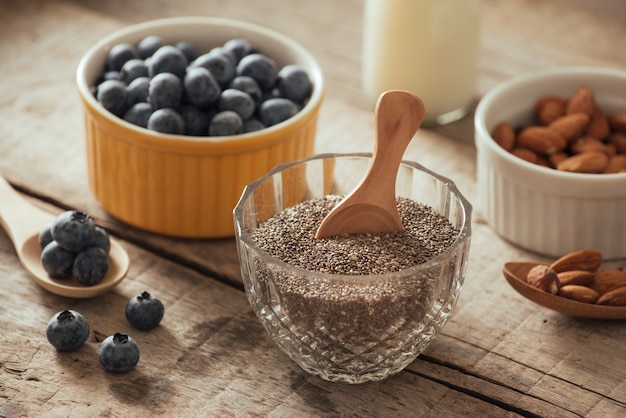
left=148, top=72, right=182, bottom=110
left=222, top=38, right=254, bottom=63
left=236, top=53, right=277, bottom=90
left=190, top=51, right=236, bottom=87
left=148, top=45, right=188, bottom=79
left=147, top=108, right=184, bottom=135
left=119, top=59, right=148, bottom=85
left=126, top=76, right=150, bottom=105
left=46, top=310, right=90, bottom=351
left=94, top=226, right=111, bottom=254
left=73, top=246, right=109, bottom=286
left=124, top=102, right=153, bottom=128
left=209, top=110, right=243, bottom=136
left=179, top=104, right=210, bottom=136
left=137, top=35, right=165, bottom=59
left=229, top=76, right=262, bottom=104
left=106, top=43, right=139, bottom=72
left=51, top=210, right=96, bottom=251
left=183, top=67, right=221, bottom=108
left=103, top=70, right=121, bottom=82
left=242, top=118, right=266, bottom=133
left=125, top=291, right=165, bottom=330
left=96, top=79, right=129, bottom=117
left=39, top=222, right=54, bottom=250
left=98, top=333, right=140, bottom=373
left=41, top=241, right=77, bottom=278
left=258, top=98, right=299, bottom=126
left=218, top=89, right=255, bottom=120
left=176, top=41, right=199, bottom=62
left=277, top=64, right=312, bottom=104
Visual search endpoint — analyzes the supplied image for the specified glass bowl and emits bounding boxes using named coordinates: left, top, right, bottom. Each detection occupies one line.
left=233, top=153, right=472, bottom=383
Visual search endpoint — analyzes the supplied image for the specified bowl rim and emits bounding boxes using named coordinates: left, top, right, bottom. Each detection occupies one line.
left=474, top=66, right=626, bottom=191
left=76, top=16, right=325, bottom=147
left=233, top=152, right=473, bottom=283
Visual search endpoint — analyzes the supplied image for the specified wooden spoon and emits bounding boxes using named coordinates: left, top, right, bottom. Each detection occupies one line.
left=503, top=261, right=626, bottom=319
left=0, top=176, right=129, bottom=298
left=315, top=90, right=425, bottom=238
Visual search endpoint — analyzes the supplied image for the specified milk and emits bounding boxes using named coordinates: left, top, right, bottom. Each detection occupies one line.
left=362, top=0, right=482, bottom=125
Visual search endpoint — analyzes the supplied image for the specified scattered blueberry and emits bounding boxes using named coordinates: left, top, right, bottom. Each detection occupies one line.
left=148, top=72, right=182, bottom=110
left=147, top=108, right=185, bottom=134
left=148, top=45, right=188, bottom=79
left=137, top=35, right=165, bottom=59
left=183, top=66, right=221, bottom=108
left=106, top=43, right=139, bottom=72
left=51, top=211, right=96, bottom=252
left=209, top=110, right=243, bottom=136
left=73, top=246, right=109, bottom=286
left=96, top=79, right=129, bottom=117
left=98, top=333, right=140, bottom=373
left=236, top=53, right=278, bottom=90
left=46, top=310, right=90, bottom=351
left=125, top=291, right=165, bottom=330
left=277, top=64, right=312, bottom=104
left=41, top=241, right=77, bottom=278
left=218, top=89, right=255, bottom=120
left=259, top=98, right=299, bottom=127
left=124, top=102, right=153, bottom=128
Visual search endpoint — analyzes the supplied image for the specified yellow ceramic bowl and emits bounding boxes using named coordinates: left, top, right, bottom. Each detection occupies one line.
left=76, top=17, right=324, bottom=237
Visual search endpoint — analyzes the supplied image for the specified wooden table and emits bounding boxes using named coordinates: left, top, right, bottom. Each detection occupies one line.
left=1, top=0, right=625, bottom=416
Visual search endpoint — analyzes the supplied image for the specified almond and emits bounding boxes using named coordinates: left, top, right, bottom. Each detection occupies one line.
left=548, top=113, right=590, bottom=143
left=511, top=148, right=538, bottom=164
left=596, top=286, right=626, bottom=306
left=569, top=136, right=607, bottom=155
left=566, top=86, right=595, bottom=117
left=556, top=151, right=608, bottom=173
left=587, top=269, right=626, bottom=295
left=517, top=127, right=567, bottom=155
left=608, top=112, right=626, bottom=133
left=548, top=151, right=568, bottom=168
left=608, top=132, right=626, bottom=154
left=604, top=154, right=626, bottom=173
left=557, top=270, right=595, bottom=286
left=557, top=285, right=599, bottom=304
left=526, top=265, right=559, bottom=294
left=585, top=106, right=610, bottom=139
left=535, top=96, right=566, bottom=126
left=492, top=122, right=516, bottom=151
left=549, top=249, right=602, bottom=273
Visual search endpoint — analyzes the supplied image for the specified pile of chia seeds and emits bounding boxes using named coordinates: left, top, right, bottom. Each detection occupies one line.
left=249, top=195, right=461, bottom=356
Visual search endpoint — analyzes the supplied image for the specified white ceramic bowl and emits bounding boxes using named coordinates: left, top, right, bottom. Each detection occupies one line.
left=475, top=67, right=626, bottom=260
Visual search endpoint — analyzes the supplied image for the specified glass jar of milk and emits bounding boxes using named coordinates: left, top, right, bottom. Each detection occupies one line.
left=362, top=0, right=482, bottom=126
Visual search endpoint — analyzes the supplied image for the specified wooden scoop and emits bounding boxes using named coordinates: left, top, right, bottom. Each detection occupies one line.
left=315, top=90, right=425, bottom=239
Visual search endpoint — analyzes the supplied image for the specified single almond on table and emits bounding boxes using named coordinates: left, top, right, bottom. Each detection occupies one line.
left=556, top=151, right=609, bottom=173
left=526, top=264, right=560, bottom=294
left=587, top=269, right=626, bottom=295
left=596, top=286, right=626, bottom=306
left=557, top=270, right=595, bottom=287
left=566, top=86, right=595, bottom=117
left=517, top=126, right=567, bottom=155
left=557, top=285, right=599, bottom=304
left=548, top=113, right=590, bottom=143
left=549, top=249, right=602, bottom=273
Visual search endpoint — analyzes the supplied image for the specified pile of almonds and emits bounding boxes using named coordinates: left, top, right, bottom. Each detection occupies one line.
left=492, top=86, right=626, bottom=174
left=526, top=249, right=626, bottom=306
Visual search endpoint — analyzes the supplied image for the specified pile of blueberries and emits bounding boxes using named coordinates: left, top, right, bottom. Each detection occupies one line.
left=46, top=291, right=165, bottom=372
left=39, top=210, right=111, bottom=286
left=95, top=35, right=313, bottom=136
